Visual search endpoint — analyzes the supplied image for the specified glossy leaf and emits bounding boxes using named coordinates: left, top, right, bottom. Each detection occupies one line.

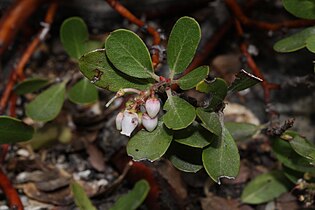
left=60, top=17, right=89, bottom=59
left=71, top=181, right=96, bottom=210
left=127, top=122, right=172, bottom=161
left=283, top=0, right=315, bottom=20
left=68, top=78, right=98, bottom=104
left=197, top=78, right=228, bottom=111
left=79, top=49, right=152, bottom=91
left=273, top=26, right=315, bottom=52
left=306, top=35, right=315, bottom=53
left=202, top=127, right=240, bottom=184
left=170, top=155, right=203, bottom=173
left=174, top=122, right=213, bottom=148
left=288, top=131, right=315, bottom=161
left=163, top=96, right=196, bottom=130
left=105, top=29, right=153, bottom=79
left=225, top=122, right=259, bottom=141
left=241, top=171, right=291, bottom=204
left=271, top=136, right=315, bottom=173
left=196, top=108, right=222, bottom=136
left=0, top=116, right=34, bottom=144
left=14, top=78, right=49, bottom=95
left=178, top=66, right=209, bottom=90
left=228, top=69, right=262, bottom=93
left=109, top=180, right=150, bottom=210
left=26, top=83, right=66, bottom=122
left=167, top=16, right=201, bottom=75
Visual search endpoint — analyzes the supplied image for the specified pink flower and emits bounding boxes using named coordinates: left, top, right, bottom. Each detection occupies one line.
left=145, top=97, right=160, bottom=118
left=120, top=111, right=139, bottom=137
left=142, top=113, right=158, bottom=132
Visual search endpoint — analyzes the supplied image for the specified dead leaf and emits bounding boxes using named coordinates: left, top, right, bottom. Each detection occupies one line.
left=35, top=176, right=70, bottom=192
left=86, top=143, right=106, bottom=172
left=200, top=194, right=240, bottom=210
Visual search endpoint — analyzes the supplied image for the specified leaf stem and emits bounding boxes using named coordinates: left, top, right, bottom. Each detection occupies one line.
left=165, top=88, right=173, bottom=98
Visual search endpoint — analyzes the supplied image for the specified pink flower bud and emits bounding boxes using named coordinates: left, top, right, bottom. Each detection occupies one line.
left=115, top=112, right=124, bottom=130
left=120, top=111, right=139, bottom=137
left=142, top=113, right=158, bottom=132
left=145, top=97, right=160, bottom=118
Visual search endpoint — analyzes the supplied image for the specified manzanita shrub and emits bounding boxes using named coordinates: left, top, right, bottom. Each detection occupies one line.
left=59, top=16, right=263, bottom=184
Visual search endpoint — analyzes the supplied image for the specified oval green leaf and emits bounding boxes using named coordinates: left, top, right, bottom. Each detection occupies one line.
left=196, top=78, right=228, bottom=111
left=241, top=171, right=291, bottom=204
left=167, top=16, right=201, bottom=75
left=25, top=83, right=66, bottom=122
left=271, top=135, right=315, bottom=173
left=228, top=69, right=262, bottom=93
left=283, top=0, right=315, bottom=20
left=109, top=180, right=150, bottom=210
left=14, top=78, right=49, bottom=95
left=178, top=66, right=209, bottom=90
left=0, top=116, right=34, bottom=144
left=306, top=35, right=315, bottom=53
left=68, top=78, right=98, bottom=104
left=288, top=131, right=315, bottom=161
left=60, top=17, right=89, bottom=59
left=127, top=122, right=172, bottom=161
left=283, top=166, right=304, bottom=184
left=196, top=108, right=222, bottom=136
left=225, top=122, right=259, bottom=141
left=273, top=26, right=315, bottom=52
left=174, top=122, right=213, bottom=148
left=105, top=29, right=153, bottom=79
left=79, top=49, right=153, bottom=91
left=202, top=126, right=240, bottom=184
left=170, top=155, right=203, bottom=173
left=163, top=96, right=196, bottom=130
left=71, top=181, right=97, bottom=210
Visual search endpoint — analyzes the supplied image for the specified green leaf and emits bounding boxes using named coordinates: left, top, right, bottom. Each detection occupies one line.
left=306, top=35, right=315, bottom=53
left=228, top=69, right=262, bottom=93
left=127, top=122, right=172, bottom=161
left=79, top=49, right=152, bottom=91
left=196, top=108, right=222, bottom=136
left=60, top=17, right=89, bottom=59
left=71, top=181, right=97, bottom=210
left=14, top=78, right=49, bottom=95
left=105, top=29, right=154, bottom=79
left=167, top=16, right=201, bottom=75
left=83, top=40, right=103, bottom=52
left=283, top=0, right=315, bottom=20
left=178, top=66, right=209, bottom=90
left=225, top=122, right=259, bottom=141
left=241, top=171, right=291, bottom=204
left=283, top=166, right=304, bottom=184
left=273, top=26, right=315, bottom=52
left=163, top=96, right=196, bottom=130
left=197, top=78, right=228, bottom=111
left=271, top=135, right=315, bottom=173
left=170, top=155, right=203, bottom=173
left=288, top=131, right=315, bottom=161
left=110, top=180, right=150, bottom=210
left=0, top=116, right=34, bottom=144
left=68, top=78, right=98, bottom=104
left=174, top=122, right=213, bottom=148
left=202, top=126, right=240, bottom=183
left=25, top=83, right=66, bottom=122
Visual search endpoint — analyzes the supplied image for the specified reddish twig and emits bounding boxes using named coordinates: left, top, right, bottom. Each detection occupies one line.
left=224, top=0, right=315, bottom=31
left=0, top=0, right=46, bottom=56
left=0, top=2, right=58, bottom=114
left=105, top=0, right=161, bottom=68
left=0, top=168, right=23, bottom=210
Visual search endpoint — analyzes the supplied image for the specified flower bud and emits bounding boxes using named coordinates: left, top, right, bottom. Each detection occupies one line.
left=142, top=113, right=158, bottom=132
left=115, top=112, right=124, bottom=130
left=145, top=97, right=160, bottom=118
left=120, top=111, right=139, bottom=137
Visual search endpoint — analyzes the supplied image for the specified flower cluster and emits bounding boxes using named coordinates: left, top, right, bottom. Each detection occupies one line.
left=115, top=97, right=160, bottom=136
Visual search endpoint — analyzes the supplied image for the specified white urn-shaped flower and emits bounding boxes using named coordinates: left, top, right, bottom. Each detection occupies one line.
left=145, top=97, right=160, bottom=118
left=142, top=113, right=158, bottom=132
left=120, top=111, right=139, bottom=137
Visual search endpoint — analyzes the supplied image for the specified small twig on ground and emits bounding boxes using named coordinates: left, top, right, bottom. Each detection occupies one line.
left=0, top=2, right=58, bottom=114
left=105, top=0, right=161, bottom=68
left=0, top=168, right=24, bottom=210
left=224, top=0, right=315, bottom=31
left=0, top=0, right=46, bottom=56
